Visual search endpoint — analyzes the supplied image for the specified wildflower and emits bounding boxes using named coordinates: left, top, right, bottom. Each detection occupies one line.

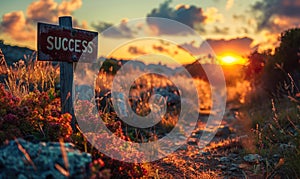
left=19, top=60, right=25, bottom=66
left=93, top=158, right=105, bottom=168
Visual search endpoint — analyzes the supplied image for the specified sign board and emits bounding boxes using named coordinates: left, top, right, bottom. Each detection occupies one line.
left=37, top=22, right=98, bottom=62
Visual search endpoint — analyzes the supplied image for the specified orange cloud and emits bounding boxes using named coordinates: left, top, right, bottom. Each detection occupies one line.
left=26, top=0, right=58, bottom=23
left=226, top=0, right=234, bottom=10
left=175, top=4, right=190, bottom=10
left=58, top=0, right=82, bottom=17
left=181, top=37, right=254, bottom=57
left=0, top=11, right=35, bottom=41
left=128, top=46, right=147, bottom=55
left=152, top=45, right=169, bottom=53
left=207, top=37, right=254, bottom=56
left=252, top=0, right=300, bottom=31
left=1, top=0, right=84, bottom=42
left=269, top=15, right=300, bottom=32
left=204, top=7, right=223, bottom=24
left=26, top=0, right=82, bottom=23
left=252, top=30, right=280, bottom=52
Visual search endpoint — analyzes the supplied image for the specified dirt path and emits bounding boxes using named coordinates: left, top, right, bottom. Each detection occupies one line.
left=149, top=106, right=266, bottom=178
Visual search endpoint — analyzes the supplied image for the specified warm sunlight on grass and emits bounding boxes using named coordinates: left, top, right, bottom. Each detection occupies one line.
left=219, top=54, right=247, bottom=65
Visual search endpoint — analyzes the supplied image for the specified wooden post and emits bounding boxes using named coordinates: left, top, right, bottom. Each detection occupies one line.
left=59, top=16, right=76, bottom=132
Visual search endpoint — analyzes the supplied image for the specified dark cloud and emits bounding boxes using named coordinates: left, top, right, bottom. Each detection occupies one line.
left=180, top=41, right=205, bottom=55
left=92, top=19, right=135, bottom=38
left=181, top=37, right=254, bottom=56
left=146, top=0, right=206, bottom=35
left=252, top=0, right=300, bottom=31
left=174, top=5, right=206, bottom=28
left=213, top=26, right=229, bottom=35
left=152, top=45, right=169, bottom=53
left=206, top=37, right=254, bottom=55
left=91, top=21, right=113, bottom=32
left=236, top=27, right=249, bottom=34
left=128, top=46, right=146, bottom=55
left=232, top=14, right=246, bottom=21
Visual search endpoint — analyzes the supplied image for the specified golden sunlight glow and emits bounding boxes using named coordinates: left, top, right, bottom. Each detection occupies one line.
left=219, top=54, right=247, bottom=65
left=221, top=56, right=236, bottom=64
left=107, top=39, right=196, bottom=66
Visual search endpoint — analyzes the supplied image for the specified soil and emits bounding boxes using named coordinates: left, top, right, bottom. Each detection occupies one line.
left=147, top=105, right=267, bottom=179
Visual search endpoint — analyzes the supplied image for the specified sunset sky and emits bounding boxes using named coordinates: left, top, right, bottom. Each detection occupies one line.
left=0, top=0, right=299, bottom=65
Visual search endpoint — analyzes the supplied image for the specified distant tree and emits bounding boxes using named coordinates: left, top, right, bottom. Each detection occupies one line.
left=273, top=28, right=300, bottom=72
left=245, top=50, right=270, bottom=87
left=260, top=28, right=300, bottom=96
left=100, top=58, right=121, bottom=75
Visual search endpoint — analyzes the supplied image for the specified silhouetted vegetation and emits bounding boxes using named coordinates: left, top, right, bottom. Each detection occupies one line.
left=246, top=28, right=300, bottom=98
left=243, top=28, right=300, bottom=178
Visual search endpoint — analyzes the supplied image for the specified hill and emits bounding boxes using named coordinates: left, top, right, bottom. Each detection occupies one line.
left=0, top=40, right=35, bottom=66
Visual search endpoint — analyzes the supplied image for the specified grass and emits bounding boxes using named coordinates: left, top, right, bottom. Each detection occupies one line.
left=240, top=77, right=300, bottom=178
left=3, top=53, right=59, bottom=99
left=0, top=52, right=216, bottom=177
left=93, top=68, right=213, bottom=142
left=1, top=48, right=299, bottom=178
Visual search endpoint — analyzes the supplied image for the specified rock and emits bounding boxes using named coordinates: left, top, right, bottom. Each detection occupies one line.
left=76, top=84, right=94, bottom=101
left=0, top=138, right=92, bottom=179
left=178, top=135, right=186, bottom=140
left=215, top=126, right=231, bottom=138
left=187, top=138, right=198, bottom=145
left=228, top=153, right=238, bottom=158
left=229, top=167, right=238, bottom=171
left=273, top=154, right=280, bottom=159
left=190, top=132, right=201, bottom=138
left=179, top=145, right=188, bottom=150
left=238, top=163, right=249, bottom=169
left=17, top=174, right=28, bottom=179
left=218, top=165, right=227, bottom=170
left=200, top=151, right=211, bottom=156
left=153, top=87, right=180, bottom=106
left=194, top=130, right=203, bottom=135
left=243, top=154, right=262, bottom=163
left=279, top=143, right=296, bottom=151
left=230, top=163, right=239, bottom=168
left=220, top=157, right=231, bottom=163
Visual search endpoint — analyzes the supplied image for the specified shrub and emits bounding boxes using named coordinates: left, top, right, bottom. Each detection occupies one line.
left=0, top=84, right=72, bottom=143
left=243, top=80, right=300, bottom=177
left=74, top=99, right=148, bottom=178
left=5, top=57, right=59, bottom=99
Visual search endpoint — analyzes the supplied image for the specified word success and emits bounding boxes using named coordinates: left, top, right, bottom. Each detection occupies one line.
left=46, top=36, right=94, bottom=53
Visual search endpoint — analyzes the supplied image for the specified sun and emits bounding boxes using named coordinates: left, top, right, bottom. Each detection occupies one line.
left=219, top=54, right=247, bottom=65
left=221, top=56, right=236, bottom=64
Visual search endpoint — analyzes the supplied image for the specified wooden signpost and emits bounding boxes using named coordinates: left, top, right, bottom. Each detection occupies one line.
left=37, top=16, right=98, bottom=131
